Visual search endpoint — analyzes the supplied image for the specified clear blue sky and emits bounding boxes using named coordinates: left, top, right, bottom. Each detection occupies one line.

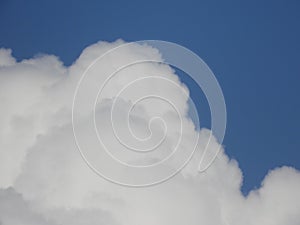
left=1, top=0, right=299, bottom=194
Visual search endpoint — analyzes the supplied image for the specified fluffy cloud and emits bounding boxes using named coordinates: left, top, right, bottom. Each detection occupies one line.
left=0, top=40, right=299, bottom=225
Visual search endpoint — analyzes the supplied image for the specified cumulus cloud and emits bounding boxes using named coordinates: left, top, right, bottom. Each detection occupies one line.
left=0, top=40, right=299, bottom=225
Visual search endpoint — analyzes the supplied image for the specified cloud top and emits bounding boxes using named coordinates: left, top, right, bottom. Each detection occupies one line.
left=0, top=40, right=299, bottom=225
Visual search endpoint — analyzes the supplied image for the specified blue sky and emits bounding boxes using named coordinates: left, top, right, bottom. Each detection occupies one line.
left=1, top=0, right=299, bottom=194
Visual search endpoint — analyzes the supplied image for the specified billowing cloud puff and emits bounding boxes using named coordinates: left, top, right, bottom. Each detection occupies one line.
left=0, top=40, right=299, bottom=225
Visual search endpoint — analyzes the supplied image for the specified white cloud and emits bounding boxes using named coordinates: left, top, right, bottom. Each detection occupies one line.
left=0, top=40, right=299, bottom=225
left=0, top=49, right=16, bottom=66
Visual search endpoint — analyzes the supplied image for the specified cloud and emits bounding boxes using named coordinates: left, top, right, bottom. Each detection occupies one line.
left=0, top=188, right=56, bottom=225
left=0, top=49, right=16, bottom=67
left=0, top=40, right=299, bottom=225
